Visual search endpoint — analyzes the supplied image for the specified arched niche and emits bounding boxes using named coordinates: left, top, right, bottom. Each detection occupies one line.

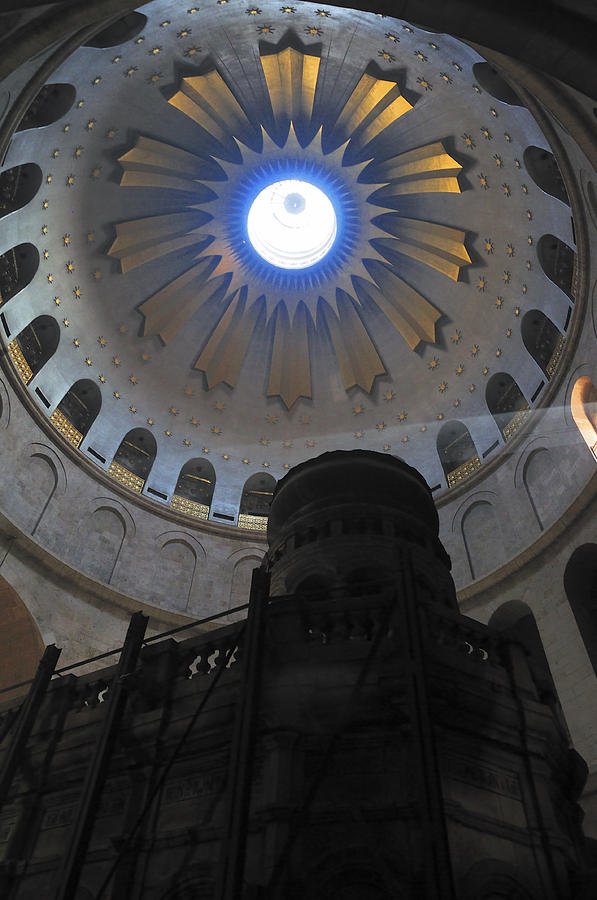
left=152, top=538, right=197, bottom=611
left=171, top=457, right=215, bottom=519
left=471, top=62, right=523, bottom=106
left=521, top=309, right=564, bottom=379
left=18, top=450, right=60, bottom=535
left=461, top=500, right=501, bottom=581
left=521, top=446, right=564, bottom=532
left=436, top=419, right=480, bottom=487
left=537, top=233, right=575, bottom=300
left=84, top=12, right=147, bottom=47
left=79, top=506, right=126, bottom=584
left=9, top=315, right=59, bottom=385
left=229, top=553, right=262, bottom=613
left=571, top=375, right=597, bottom=459
left=0, top=575, right=44, bottom=701
left=485, top=372, right=529, bottom=440
left=0, top=164, right=43, bottom=218
left=523, top=146, right=569, bottom=205
left=51, top=379, right=101, bottom=448
left=0, top=242, right=39, bottom=304
left=564, top=544, right=597, bottom=678
left=16, top=83, right=76, bottom=131
left=238, top=472, right=276, bottom=530
left=109, top=428, right=156, bottom=493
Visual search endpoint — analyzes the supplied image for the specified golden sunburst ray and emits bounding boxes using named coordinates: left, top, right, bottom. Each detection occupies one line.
left=354, top=261, right=442, bottom=351
left=325, top=70, right=414, bottom=153
left=320, top=292, right=386, bottom=393
left=268, top=301, right=312, bottom=405
left=107, top=39, right=471, bottom=408
left=137, top=258, right=231, bottom=345
left=168, top=69, right=255, bottom=149
left=260, top=45, right=320, bottom=142
left=372, top=216, right=471, bottom=281
left=193, top=287, right=262, bottom=388
left=368, top=141, right=463, bottom=198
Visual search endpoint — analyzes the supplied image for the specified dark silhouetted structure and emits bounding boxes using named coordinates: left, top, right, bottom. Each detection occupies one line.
left=0, top=451, right=590, bottom=898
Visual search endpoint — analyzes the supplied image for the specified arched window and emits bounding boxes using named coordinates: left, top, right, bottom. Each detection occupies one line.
left=523, top=146, right=569, bottom=205
left=0, top=243, right=39, bottom=305
left=564, top=544, right=597, bottom=678
left=571, top=376, right=597, bottom=460
left=16, top=83, right=76, bottom=131
left=238, top=473, right=276, bottom=531
left=50, top=379, right=101, bottom=449
left=521, top=309, right=564, bottom=379
left=537, top=234, right=575, bottom=300
left=8, top=315, right=59, bottom=385
left=84, top=12, right=147, bottom=47
left=0, top=164, right=43, bottom=219
left=471, top=62, right=523, bottom=106
left=170, top=458, right=216, bottom=520
left=437, top=420, right=480, bottom=486
left=486, top=372, right=529, bottom=440
left=108, top=428, right=156, bottom=493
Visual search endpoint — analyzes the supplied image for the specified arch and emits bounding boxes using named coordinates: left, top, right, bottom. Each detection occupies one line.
left=523, top=146, right=569, bottom=205
left=229, top=553, right=262, bottom=612
left=16, top=450, right=59, bottom=535
left=471, top=62, right=523, bottom=106
left=521, top=309, right=564, bottom=379
left=9, top=315, right=59, bottom=386
left=15, top=82, right=76, bottom=131
left=109, top=427, right=157, bottom=493
left=171, top=457, right=215, bottom=519
left=537, top=233, right=575, bottom=300
left=0, top=242, right=39, bottom=304
left=485, top=372, right=529, bottom=440
left=51, top=379, right=101, bottom=448
left=571, top=375, right=597, bottom=459
left=0, top=163, right=43, bottom=218
left=0, top=375, right=9, bottom=428
left=521, top=446, right=565, bottom=531
left=462, top=858, right=537, bottom=900
left=0, top=575, right=44, bottom=701
left=436, top=420, right=480, bottom=486
left=564, top=544, right=597, bottom=678
left=238, top=472, right=276, bottom=529
left=461, top=500, right=501, bottom=581
left=84, top=12, right=147, bottom=47
left=78, top=506, right=126, bottom=584
left=152, top=538, right=198, bottom=611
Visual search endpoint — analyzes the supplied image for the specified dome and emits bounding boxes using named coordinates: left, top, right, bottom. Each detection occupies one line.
left=0, top=0, right=580, bottom=517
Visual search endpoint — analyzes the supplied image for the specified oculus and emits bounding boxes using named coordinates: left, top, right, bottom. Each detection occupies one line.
left=246, top=179, right=337, bottom=270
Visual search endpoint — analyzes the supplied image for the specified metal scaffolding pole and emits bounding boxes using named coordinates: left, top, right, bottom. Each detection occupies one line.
left=215, top=566, right=269, bottom=900
left=53, top=611, right=148, bottom=900
left=0, top=643, right=61, bottom=810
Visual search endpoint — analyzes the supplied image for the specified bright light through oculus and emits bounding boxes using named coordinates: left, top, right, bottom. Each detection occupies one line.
left=247, top=179, right=337, bottom=269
